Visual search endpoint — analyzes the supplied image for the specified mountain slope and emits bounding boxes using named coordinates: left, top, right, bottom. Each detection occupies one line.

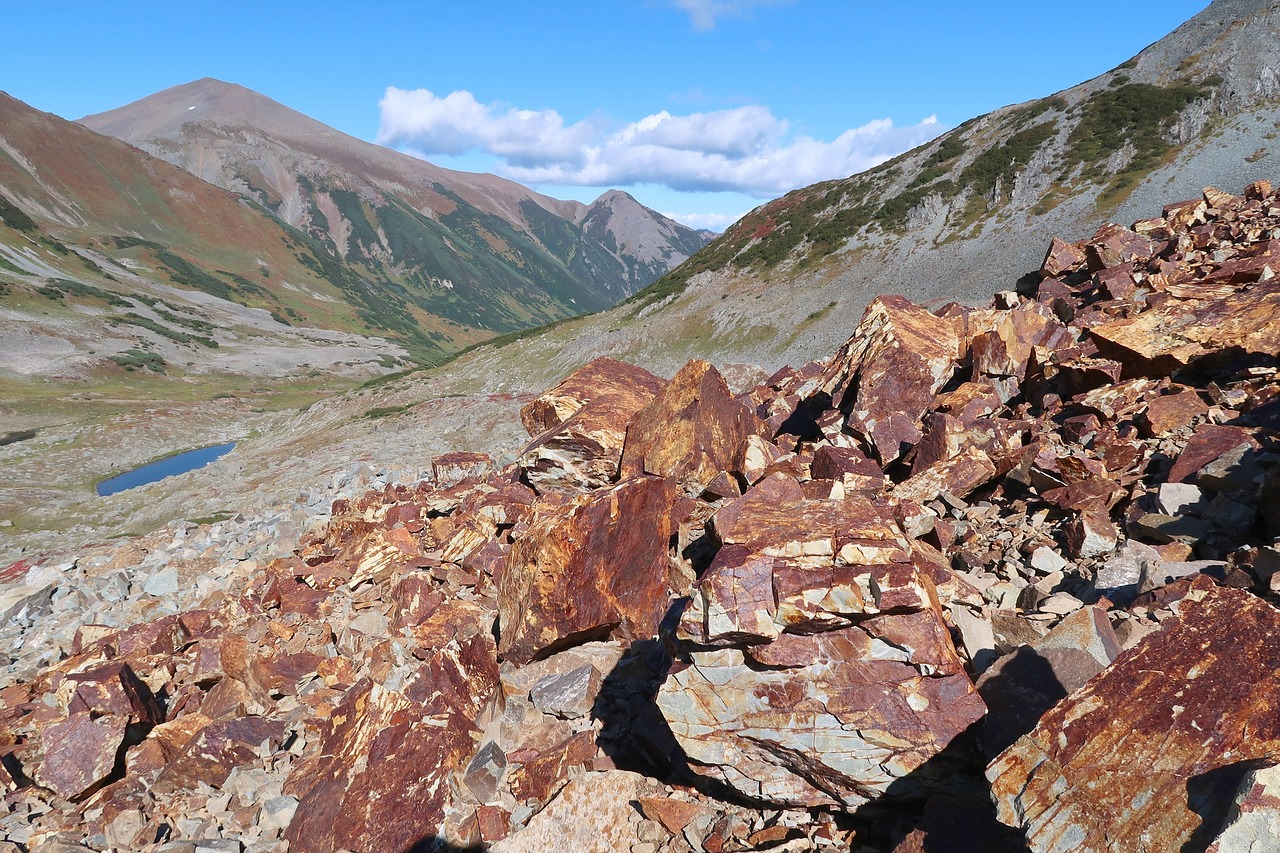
left=612, top=0, right=1280, bottom=372
left=79, top=79, right=711, bottom=334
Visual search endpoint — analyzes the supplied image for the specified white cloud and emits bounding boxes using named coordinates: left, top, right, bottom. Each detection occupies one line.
left=377, top=87, right=602, bottom=168
left=671, top=0, right=792, bottom=31
left=662, top=210, right=746, bottom=232
left=377, top=87, right=946, bottom=199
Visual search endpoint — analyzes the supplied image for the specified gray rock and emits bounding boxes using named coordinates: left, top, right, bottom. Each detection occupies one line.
left=1094, top=540, right=1161, bottom=602
left=257, top=795, right=299, bottom=832
left=143, top=565, right=180, bottom=597
left=1198, top=444, right=1266, bottom=493
left=1207, top=493, right=1258, bottom=535
left=1141, top=559, right=1225, bottom=593
left=1157, top=482, right=1208, bottom=516
left=1209, top=764, right=1280, bottom=852
left=529, top=664, right=602, bottom=719
left=463, top=741, right=507, bottom=804
left=1029, top=546, right=1069, bottom=575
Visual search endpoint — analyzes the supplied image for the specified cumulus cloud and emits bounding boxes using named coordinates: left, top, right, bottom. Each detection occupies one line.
left=671, top=0, right=792, bottom=31
left=378, top=86, right=945, bottom=198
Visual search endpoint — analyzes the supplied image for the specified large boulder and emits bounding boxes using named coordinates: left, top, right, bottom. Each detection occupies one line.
left=497, top=476, right=681, bottom=665
left=519, top=357, right=667, bottom=491
left=988, top=579, right=1280, bottom=852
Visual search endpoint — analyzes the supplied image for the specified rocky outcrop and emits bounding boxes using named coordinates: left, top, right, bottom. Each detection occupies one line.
left=4, top=180, right=1280, bottom=852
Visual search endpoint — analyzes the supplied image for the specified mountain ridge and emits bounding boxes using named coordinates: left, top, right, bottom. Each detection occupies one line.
left=80, top=78, right=712, bottom=326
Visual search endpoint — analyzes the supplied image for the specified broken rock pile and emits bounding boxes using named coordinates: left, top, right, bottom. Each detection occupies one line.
left=4, top=181, right=1280, bottom=852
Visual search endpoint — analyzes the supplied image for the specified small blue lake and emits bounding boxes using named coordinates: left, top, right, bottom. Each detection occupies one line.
left=96, top=442, right=236, bottom=496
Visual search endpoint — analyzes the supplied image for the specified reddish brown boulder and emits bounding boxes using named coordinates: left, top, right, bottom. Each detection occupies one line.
left=1041, top=237, right=1087, bottom=277
left=285, top=633, right=499, bottom=853
left=1084, top=222, right=1158, bottom=271
left=151, top=716, right=285, bottom=794
left=34, top=712, right=128, bottom=801
left=519, top=358, right=667, bottom=491
left=1091, top=278, right=1280, bottom=377
left=663, top=489, right=982, bottom=809
left=620, top=360, right=762, bottom=493
left=519, top=356, right=666, bottom=436
left=1167, top=424, right=1258, bottom=484
left=819, top=296, right=962, bottom=463
left=988, top=579, right=1280, bottom=851
left=497, top=476, right=680, bottom=665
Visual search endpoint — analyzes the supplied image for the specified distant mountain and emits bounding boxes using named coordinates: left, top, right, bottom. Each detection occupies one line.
left=617, top=0, right=1280, bottom=372
left=80, top=79, right=711, bottom=341
left=0, top=89, right=420, bottom=369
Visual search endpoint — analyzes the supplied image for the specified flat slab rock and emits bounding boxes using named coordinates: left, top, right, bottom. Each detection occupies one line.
left=987, top=579, right=1280, bottom=852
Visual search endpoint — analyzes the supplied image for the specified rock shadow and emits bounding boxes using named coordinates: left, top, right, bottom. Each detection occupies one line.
left=400, top=838, right=486, bottom=853
left=1181, top=758, right=1270, bottom=853
left=845, top=722, right=1030, bottom=853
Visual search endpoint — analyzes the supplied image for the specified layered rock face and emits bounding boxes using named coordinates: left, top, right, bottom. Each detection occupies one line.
left=4, top=181, right=1280, bottom=852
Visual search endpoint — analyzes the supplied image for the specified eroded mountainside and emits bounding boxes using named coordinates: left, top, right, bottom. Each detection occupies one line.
left=4, top=179, right=1280, bottom=852
left=80, top=79, right=710, bottom=337
left=612, top=0, right=1280, bottom=371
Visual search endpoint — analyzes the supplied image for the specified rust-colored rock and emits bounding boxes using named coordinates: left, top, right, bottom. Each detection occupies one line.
left=620, top=359, right=762, bottom=493
left=662, top=489, right=983, bottom=808
left=34, top=712, right=128, bottom=801
left=1091, top=278, right=1280, bottom=377
left=988, top=580, right=1280, bottom=852
left=519, top=357, right=667, bottom=491
left=285, top=633, right=499, bottom=853
left=497, top=476, right=680, bottom=665
left=820, top=296, right=962, bottom=464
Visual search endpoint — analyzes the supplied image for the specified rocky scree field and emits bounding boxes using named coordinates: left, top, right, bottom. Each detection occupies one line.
left=3, top=179, right=1280, bottom=852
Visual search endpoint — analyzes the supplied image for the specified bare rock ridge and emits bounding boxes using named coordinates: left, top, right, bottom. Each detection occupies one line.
left=6, top=179, right=1280, bottom=850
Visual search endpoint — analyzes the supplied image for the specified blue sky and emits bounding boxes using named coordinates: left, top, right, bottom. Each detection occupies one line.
left=4, top=1, right=1211, bottom=230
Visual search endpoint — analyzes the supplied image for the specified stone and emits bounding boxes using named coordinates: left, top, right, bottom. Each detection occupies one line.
left=1092, top=279, right=1280, bottom=376
left=143, top=565, right=180, bottom=597
left=952, top=606, right=997, bottom=674
left=1138, top=388, right=1209, bottom=437
left=490, top=770, right=645, bottom=853
left=661, top=494, right=984, bottom=809
left=619, top=360, right=762, bottom=494
left=519, top=358, right=667, bottom=491
left=432, top=451, right=492, bottom=486
left=1157, top=482, right=1208, bottom=516
left=284, top=633, right=499, bottom=853
left=1094, top=540, right=1160, bottom=601
left=497, top=476, right=680, bottom=665
left=1063, top=508, right=1118, bottom=559
left=34, top=712, right=128, bottom=801
left=1208, top=764, right=1280, bottom=853
left=152, top=716, right=285, bottom=794
left=1028, top=547, right=1068, bottom=575
left=1168, top=425, right=1258, bottom=484
left=1041, top=237, right=1086, bottom=277
left=257, top=795, right=299, bottom=833
left=463, top=741, right=507, bottom=804
left=894, top=447, right=997, bottom=505
left=988, top=580, right=1280, bottom=852
left=819, top=296, right=962, bottom=464
left=529, top=664, right=602, bottom=719
left=1198, top=443, right=1267, bottom=493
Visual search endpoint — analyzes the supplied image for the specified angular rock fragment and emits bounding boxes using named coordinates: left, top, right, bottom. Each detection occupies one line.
left=620, top=360, right=762, bottom=493
left=1208, top=764, right=1280, bottom=853
left=497, top=476, right=680, bottom=665
left=988, top=581, right=1280, bottom=852
left=819, top=296, right=962, bottom=464
left=519, top=358, right=667, bottom=491
left=284, top=633, right=499, bottom=853
left=34, top=713, right=128, bottom=801
left=661, top=493, right=983, bottom=808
